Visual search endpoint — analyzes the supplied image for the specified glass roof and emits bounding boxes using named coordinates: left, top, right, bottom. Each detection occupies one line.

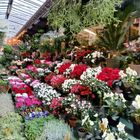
left=0, top=0, right=46, bottom=39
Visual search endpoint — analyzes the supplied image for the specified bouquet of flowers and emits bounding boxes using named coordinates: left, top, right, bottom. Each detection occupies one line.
left=34, top=83, right=60, bottom=105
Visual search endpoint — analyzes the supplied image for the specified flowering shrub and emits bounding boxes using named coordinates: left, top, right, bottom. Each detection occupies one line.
left=70, top=64, right=87, bottom=79
left=62, top=79, right=80, bottom=93
left=34, top=83, right=60, bottom=105
left=97, top=67, right=120, bottom=86
left=50, top=75, right=66, bottom=88
left=58, top=62, right=71, bottom=74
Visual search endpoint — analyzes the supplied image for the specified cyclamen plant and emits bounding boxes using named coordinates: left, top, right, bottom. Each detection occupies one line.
left=34, top=83, right=60, bottom=105
left=84, top=51, right=104, bottom=64
left=62, top=79, right=81, bottom=93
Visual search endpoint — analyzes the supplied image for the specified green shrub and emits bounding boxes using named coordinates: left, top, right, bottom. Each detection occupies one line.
left=25, top=115, right=55, bottom=140
left=39, top=119, right=75, bottom=140
left=0, top=112, right=25, bottom=140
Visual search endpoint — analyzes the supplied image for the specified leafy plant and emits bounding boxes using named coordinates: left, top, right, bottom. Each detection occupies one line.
left=3, top=45, right=13, bottom=54
left=39, top=119, right=75, bottom=140
left=96, top=5, right=136, bottom=55
left=48, top=0, right=122, bottom=36
left=0, top=79, right=8, bottom=86
left=24, top=115, right=55, bottom=140
left=0, top=112, right=25, bottom=140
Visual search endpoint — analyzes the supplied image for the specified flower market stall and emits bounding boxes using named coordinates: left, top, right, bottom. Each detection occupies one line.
left=0, top=0, right=140, bottom=140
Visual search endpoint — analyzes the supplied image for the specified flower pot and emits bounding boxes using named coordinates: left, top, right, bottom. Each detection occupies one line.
left=107, top=116, right=120, bottom=127
left=77, top=127, right=86, bottom=138
left=0, top=85, right=10, bottom=93
left=68, top=116, right=77, bottom=128
left=133, top=122, right=140, bottom=139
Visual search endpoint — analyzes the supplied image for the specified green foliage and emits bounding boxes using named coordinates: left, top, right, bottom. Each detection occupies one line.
left=0, top=112, right=25, bottom=140
left=24, top=115, right=55, bottom=140
left=96, top=5, right=135, bottom=52
left=0, top=32, right=5, bottom=45
left=3, top=45, right=13, bottom=54
left=19, top=44, right=27, bottom=52
left=39, top=119, right=75, bottom=140
left=48, top=0, right=122, bottom=36
left=0, top=79, right=8, bottom=86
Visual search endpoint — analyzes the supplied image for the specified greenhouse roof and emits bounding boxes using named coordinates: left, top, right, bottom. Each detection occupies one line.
left=0, top=0, right=46, bottom=39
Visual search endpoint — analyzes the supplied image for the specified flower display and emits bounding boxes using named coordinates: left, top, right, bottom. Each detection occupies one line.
left=70, top=64, right=88, bottom=79
left=16, top=95, right=41, bottom=109
left=97, top=67, right=120, bottom=86
left=50, top=75, right=66, bottom=88
left=71, top=83, right=92, bottom=96
left=34, top=83, right=60, bottom=105
left=62, top=79, right=80, bottom=92
left=58, top=62, right=71, bottom=74
left=26, top=65, right=37, bottom=73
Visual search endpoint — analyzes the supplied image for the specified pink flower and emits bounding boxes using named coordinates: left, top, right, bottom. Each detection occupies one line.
left=25, top=98, right=33, bottom=107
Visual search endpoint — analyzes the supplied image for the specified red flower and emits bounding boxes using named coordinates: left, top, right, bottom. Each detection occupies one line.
left=97, top=67, right=120, bottom=87
left=34, top=59, right=41, bottom=64
left=58, top=62, right=71, bottom=74
left=71, top=83, right=92, bottom=96
left=76, top=50, right=92, bottom=60
left=70, top=64, right=87, bottom=79
left=50, top=75, right=67, bottom=88
left=45, top=73, right=54, bottom=85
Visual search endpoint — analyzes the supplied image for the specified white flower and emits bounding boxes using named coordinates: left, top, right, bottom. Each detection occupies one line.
left=22, top=93, right=28, bottom=98
left=119, top=70, right=127, bottom=78
left=104, top=132, right=115, bottom=140
left=126, top=67, right=137, bottom=76
left=117, top=122, right=125, bottom=132
left=94, top=113, right=98, bottom=117
left=102, top=118, right=108, bottom=128
left=89, top=120, right=94, bottom=126
left=132, top=95, right=140, bottom=109
left=82, top=115, right=89, bottom=126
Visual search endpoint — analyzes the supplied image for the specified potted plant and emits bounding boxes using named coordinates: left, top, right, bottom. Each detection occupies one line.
left=129, top=95, right=140, bottom=139
left=103, top=92, right=127, bottom=127
left=0, top=79, right=9, bottom=93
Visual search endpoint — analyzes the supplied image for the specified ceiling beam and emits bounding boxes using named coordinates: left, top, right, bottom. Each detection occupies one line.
left=5, top=0, right=13, bottom=19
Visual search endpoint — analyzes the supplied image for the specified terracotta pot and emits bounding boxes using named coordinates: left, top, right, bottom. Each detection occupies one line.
left=0, top=85, right=10, bottom=93
left=77, top=127, right=86, bottom=138
left=133, top=122, right=140, bottom=139
left=68, top=116, right=77, bottom=128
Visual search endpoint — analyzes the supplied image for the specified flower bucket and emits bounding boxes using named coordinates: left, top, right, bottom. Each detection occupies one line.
left=133, top=122, right=140, bottom=139
left=77, top=127, right=86, bottom=138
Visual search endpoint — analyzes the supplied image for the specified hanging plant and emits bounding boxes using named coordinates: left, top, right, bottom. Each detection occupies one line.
left=48, top=0, right=122, bottom=37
